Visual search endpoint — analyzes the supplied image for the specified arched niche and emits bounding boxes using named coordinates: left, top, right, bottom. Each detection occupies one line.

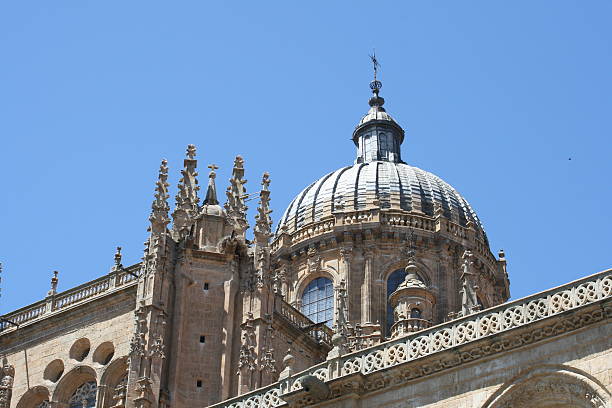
left=92, top=342, right=115, bottom=366
left=482, top=365, right=611, bottom=408
left=16, top=386, right=49, bottom=408
left=52, top=365, right=97, bottom=405
left=99, top=357, right=128, bottom=408
left=383, top=263, right=432, bottom=336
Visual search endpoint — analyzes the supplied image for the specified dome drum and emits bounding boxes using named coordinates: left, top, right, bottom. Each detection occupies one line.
left=271, top=75, right=510, bottom=338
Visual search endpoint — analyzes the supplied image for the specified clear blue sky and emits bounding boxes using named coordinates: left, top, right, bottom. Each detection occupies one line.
left=1, top=1, right=610, bottom=314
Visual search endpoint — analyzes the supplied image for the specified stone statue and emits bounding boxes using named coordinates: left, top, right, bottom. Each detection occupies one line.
left=460, top=250, right=480, bottom=316
left=0, top=358, right=15, bottom=408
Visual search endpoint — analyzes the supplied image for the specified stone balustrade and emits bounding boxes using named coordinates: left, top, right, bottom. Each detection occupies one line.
left=0, top=264, right=140, bottom=332
left=380, top=212, right=435, bottom=231
left=390, top=317, right=432, bottom=338
left=272, top=210, right=495, bottom=269
left=274, top=299, right=333, bottom=346
left=209, top=268, right=612, bottom=408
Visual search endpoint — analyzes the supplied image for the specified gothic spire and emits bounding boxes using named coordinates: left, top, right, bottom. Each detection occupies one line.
left=172, top=145, right=200, bottom=238
left=254, top=173, right=272, bottom=240
left=150, top=159, right=171, bottom=234
left=224, top=155, right=249, bottom=238
left=203, top=164, right=219, bottom=206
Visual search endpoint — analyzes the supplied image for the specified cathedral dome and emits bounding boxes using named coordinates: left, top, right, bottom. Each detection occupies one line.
left=275, top=161, right=487, bottom=242
left=275, top=73, right=488, bottom=245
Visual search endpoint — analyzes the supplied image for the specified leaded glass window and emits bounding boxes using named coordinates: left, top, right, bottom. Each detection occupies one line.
left=36, top=401, right=50, bottom=408
left=69, top=381, right=97, bottom=408
left=301, top=277, right=334, bottom=327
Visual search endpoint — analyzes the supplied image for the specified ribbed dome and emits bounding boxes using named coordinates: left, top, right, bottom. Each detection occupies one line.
left=357, top=105, right=398, bottom=127
left=276, top=161, right=487, bottom=242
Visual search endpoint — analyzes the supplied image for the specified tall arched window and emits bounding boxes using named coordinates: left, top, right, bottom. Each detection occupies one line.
left=301, top=277, right=334, bottom=327
left=69, top=381, right=97, bottom=408
left=386, top=269, right=407, bottom=335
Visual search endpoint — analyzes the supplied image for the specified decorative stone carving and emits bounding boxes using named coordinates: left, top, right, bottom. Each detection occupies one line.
left=0, top=358, right=14, bottom=408
left=203, top=164, right=219, bottom=205
left=172, top=145, right=200, bottom=240
left=110, top=375, right=128, bottom=408
left=237, top=312, right=257, bottom=390
left=129, top=303, right=147, bottom=360
left=68, top=381, right=97, bottom=408
left=388, top=259, right=435, bottom=338
left=225, top=155, right=249, bottom=238
left=254, top=173, right=272, bottom=239
left=259, top=315, right=277, bottom=378
left=460, top=250, right=480, bottom=316
left=150, top=159, right=171, bottom=235
left=47, top=270, right=59, bottom=296
left=493, top=376, right=607, bottom=408
left=278, top=349, right=295, bottom=380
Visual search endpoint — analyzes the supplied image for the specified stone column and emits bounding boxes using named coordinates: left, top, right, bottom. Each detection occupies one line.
left=361, top=247, right=374, bottom=324
left=339, top=247, right=353, bottom=321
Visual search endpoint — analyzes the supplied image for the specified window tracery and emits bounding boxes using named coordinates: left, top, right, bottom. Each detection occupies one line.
left=68, top=381, right=97, bottom=408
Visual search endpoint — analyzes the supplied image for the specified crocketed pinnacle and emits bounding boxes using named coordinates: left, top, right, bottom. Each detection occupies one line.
left=224, top=155, right=249, bottom=237
left=203, top=164, right=219, bottom=206
left=254, top=172, right=272, bottom=239
left=172, top=145, right=200, bottom=238
left=150, top=159, right=170, bottom=233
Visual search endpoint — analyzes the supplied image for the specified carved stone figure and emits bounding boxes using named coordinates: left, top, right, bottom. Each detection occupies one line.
left=0, top=358, right=14, bottom=408
left=460, top=250, right=480, bottom=316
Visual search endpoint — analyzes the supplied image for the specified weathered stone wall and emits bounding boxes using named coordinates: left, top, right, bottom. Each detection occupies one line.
left=1, top=286, right=136, bottom=408
left=167, top=255, right=236, bottom=407
left=349, top=320, right=611, bottom=408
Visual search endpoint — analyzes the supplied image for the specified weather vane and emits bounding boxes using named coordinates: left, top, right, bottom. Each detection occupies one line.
left=369, top=50, right=382, bottom=94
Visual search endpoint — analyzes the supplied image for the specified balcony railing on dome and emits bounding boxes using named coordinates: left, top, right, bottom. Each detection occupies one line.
left=209, top=268, right=612, bottom=408
left=274, top=298, right=333, bottom=347
left=0, top=264, right=140, bottom=332
left=390, top=317, right=432, bottom=338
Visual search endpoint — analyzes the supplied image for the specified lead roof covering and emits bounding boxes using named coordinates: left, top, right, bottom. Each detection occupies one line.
left=276, top=161, right=487, bottom=243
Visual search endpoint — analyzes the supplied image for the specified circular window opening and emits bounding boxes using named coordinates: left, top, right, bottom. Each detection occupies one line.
left=69, top=338, right=91, bottom=362
left=92, top=341, right=115, bottom=366
left=43, top=359, right=64, bottom=382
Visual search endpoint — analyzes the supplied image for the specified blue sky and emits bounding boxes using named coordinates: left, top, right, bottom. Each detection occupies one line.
left=1, top=1, right=611, bottom=313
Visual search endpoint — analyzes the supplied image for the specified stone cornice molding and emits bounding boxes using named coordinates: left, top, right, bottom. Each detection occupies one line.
left=209, top=269, right=612, bottom=408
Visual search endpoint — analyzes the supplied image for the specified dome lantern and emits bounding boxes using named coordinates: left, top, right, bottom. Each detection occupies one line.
left=352, top=54, right=405, bottom=164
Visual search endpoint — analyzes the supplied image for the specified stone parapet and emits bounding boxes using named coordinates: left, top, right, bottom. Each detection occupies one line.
left=0, top=264, right=139, bottom=333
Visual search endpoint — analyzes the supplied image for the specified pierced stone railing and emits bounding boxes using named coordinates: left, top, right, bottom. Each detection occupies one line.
left=0, top=264, right=140, bottom=331
left=210, top=268, right=612, bottom=408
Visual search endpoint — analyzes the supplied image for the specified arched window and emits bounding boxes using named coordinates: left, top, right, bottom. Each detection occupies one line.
left=301, top=277, right=334, bottom=327
left=69, top=381, right=97, bottom=408
left=386, top=268, right=407, bottom=335
left=410, top=308, right=422, bottom=319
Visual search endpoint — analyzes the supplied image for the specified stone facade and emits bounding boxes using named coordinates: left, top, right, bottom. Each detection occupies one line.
left=0, top=74, right=609, bottom=408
